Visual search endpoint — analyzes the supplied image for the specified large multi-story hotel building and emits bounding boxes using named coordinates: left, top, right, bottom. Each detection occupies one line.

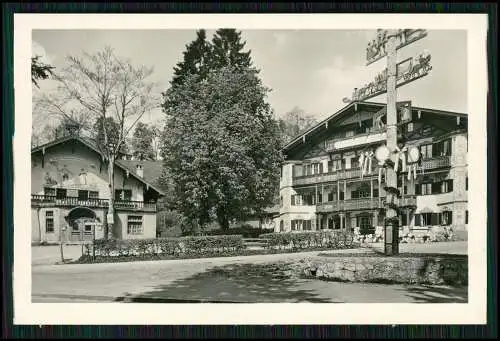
left=277, top=101, right=468, bottom=238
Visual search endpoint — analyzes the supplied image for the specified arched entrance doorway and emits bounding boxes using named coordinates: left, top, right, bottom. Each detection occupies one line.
left=66, top=207, right=100, bottom=242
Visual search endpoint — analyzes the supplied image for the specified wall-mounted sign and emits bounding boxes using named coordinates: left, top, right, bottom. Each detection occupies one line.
left=366, top=29, right=428, bottom=65
left=343, top=52, right=432, bottom=103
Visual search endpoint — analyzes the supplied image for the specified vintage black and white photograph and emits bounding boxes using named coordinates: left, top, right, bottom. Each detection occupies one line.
left=14, top=14, right=488, bottom=325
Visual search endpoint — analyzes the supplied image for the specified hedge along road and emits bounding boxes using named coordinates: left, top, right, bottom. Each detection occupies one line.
left=32, top=245, right=467, bottom=303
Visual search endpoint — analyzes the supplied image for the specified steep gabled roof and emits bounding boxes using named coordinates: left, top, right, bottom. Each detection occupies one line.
left=31, top=136, right=166, bottom=196
left=117, top=159, right=165, bottom=193
left=282, top=101, right=468, bottom=154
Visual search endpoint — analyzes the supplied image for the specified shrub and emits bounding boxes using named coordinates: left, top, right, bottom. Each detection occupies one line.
left=260, top=230, right=356, bottom=250
left=205, top=225, right=274, bottom=238
left=86, top=235, right=245, bottom=259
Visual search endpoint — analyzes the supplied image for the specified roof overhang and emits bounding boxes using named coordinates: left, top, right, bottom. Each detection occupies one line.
left=282, top=101, right=468, bottom=155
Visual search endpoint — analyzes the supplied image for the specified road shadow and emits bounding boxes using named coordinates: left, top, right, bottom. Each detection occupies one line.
left=401, top=284, right=468, bottom=303
left=126, top=262, right=334, bottom=303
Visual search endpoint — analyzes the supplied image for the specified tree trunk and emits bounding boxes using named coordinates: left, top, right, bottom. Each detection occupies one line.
left=218, top=209, right=230, bottom=230
left=105, top=155, right=115, bottom=240
left=36, top=208, right=42, bottom=243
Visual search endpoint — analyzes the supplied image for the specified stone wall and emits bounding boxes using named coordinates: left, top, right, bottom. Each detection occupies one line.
left=297, top=254, right=467, bottom=286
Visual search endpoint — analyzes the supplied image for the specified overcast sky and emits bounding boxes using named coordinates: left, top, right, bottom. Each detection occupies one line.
left=32, top=29, right=467, bottom=126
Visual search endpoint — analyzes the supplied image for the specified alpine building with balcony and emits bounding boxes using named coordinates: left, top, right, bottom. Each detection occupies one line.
left=277, top=101, right=468, bottom=238
left=31, top=135, right=165, bottom=243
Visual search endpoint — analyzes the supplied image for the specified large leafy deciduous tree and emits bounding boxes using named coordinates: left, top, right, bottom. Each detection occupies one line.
left=34, top=46, right=159, bottom=239
left=162, top=66, right=283, bottom=230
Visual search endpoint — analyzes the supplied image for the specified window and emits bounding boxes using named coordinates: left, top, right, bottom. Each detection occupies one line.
left=407, top=122, right=414, bottom=132
left=303, top=194, right=315, bottom=206
left=465, top=210, right=469, bottom=224
left=280, top=221, right=284, bottom=232
left=89, top=191, right=99, bottom=199
left=44, top=187, right=55, bottom=196
left=420, top=183, right=433, bottom=195
left=327, top=192, right=335, bottom=202
left=441, top=211, right=453, bottom=225
left=303, top=220, right=312, bottom=231
left=339, top=191, right=345, bottom=200
left=291, top=219, right=311, bottom=231
left=415, top=213, right=439, bottom=226
left=84, top=224, right=93, bottom=234
left=345, top=130, right=355, bottom=137
left=56, top=188, right=67, bottom=199
left=78, top=190, right=89, bottom=201
left=434, top=139, right=452, bottom=156
left=357, top=215, right=373, bottom=235
left=127, top=215, right=143, bottom=235
left=401, top=213, right=408, bottom=226
left=421, top=213, right=432, bottom=226
left=328, top=159, right=342, bottom=172
left=420, top=144, right=433, bottom=159
left=303, top=164, right=312, bottom=176
left=115, top=189, right=132, bottom=201
left=316, top=192, right=322, bottom=204
left=441, top=180, right=453, bottom=193
left=311, top=163, right=323, bottom=175
left=45, top=211, right=54, bottom=233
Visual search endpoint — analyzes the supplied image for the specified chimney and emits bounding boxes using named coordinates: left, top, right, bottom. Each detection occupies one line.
left=136, top=164, right=143, bottom=178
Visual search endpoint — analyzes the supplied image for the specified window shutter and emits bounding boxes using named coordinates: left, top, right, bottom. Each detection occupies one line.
left=448, top=179, right=453, bottom=192
left=449, top=211, right=453, bottom=224
left=432, top=182, right=440, bottom=194
left=431, top=213, right=439, bottom=225
left=415, top=184, right=421, bottom=195
left=414, top=214, right=421, bottom=226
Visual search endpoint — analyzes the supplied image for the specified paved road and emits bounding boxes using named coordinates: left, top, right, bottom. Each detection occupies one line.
left=32, top=247, right=467, bottom=304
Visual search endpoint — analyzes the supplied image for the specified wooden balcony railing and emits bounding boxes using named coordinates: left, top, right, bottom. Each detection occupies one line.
left=293, top=167, right=376, bottom=186
left=316, top=195, right=415, bottom=213
left=31, top=194, right=157, bottom=212
left=292, top=156, right=451, bottom=186
left=317, top=197, right=384, bottom=213
left=420, top=155, right=451, bottom=170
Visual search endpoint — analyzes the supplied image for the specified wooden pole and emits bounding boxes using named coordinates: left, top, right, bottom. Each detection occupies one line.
left=384, top=29, right=400, bottom=256
left=59, top=226, right=65, bottom=263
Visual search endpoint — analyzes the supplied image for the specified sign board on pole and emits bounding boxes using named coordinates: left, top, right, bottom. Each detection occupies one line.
left=346, top=51, right=432, bottom=103
left=366, top=29, right=428, bottom=66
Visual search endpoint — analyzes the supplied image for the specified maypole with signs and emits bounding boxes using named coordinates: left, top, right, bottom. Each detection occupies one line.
left=344, top=29, right=430, bottom=256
